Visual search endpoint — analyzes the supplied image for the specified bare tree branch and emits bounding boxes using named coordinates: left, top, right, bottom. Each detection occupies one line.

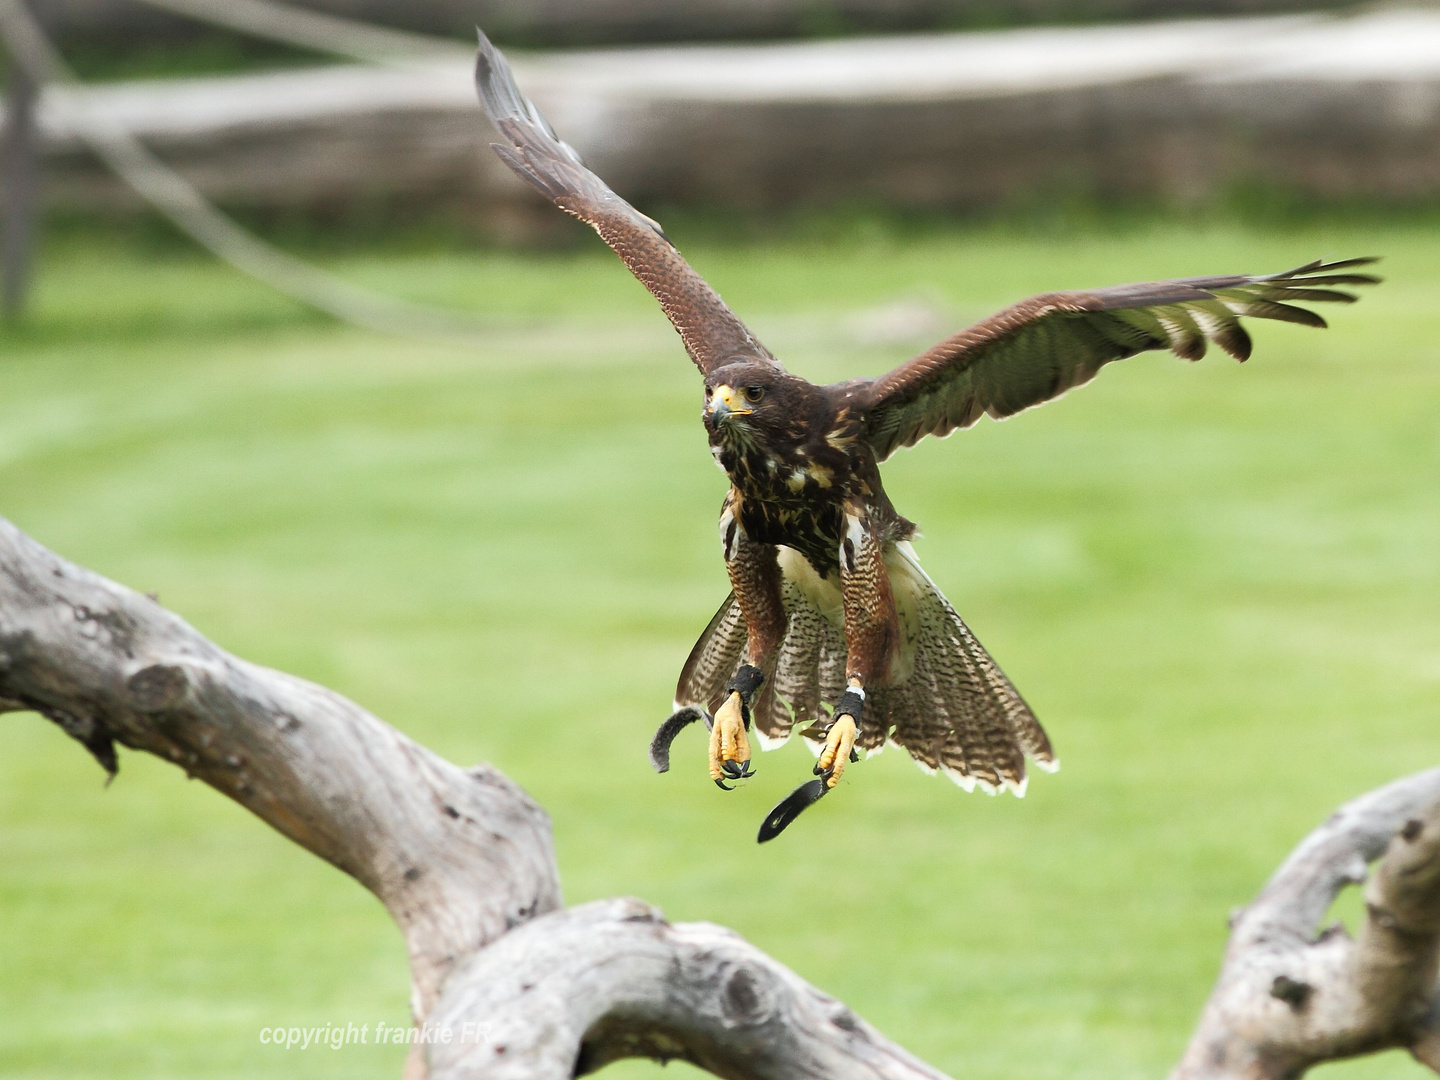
left=425, top=897, right=951, bottom=1080
left=1172, top=770, right=1440, bottom=1080
left=0, top=516, right=561, bottom=1018
left=7, top=511, right=1440, bottom=1080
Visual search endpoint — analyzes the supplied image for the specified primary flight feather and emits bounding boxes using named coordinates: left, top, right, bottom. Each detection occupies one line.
left=474, top=34, right=1379, bottom=840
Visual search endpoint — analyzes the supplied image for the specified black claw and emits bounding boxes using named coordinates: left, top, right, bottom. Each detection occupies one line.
left=757, top=777, right=830, bottom=842
left=649, top=707, right=708, bottom=773
left=722, top=759, right=745, bottom=778
left=850, top=748, right=860, bottom=763
left=715, top=778, right=734, bottom=791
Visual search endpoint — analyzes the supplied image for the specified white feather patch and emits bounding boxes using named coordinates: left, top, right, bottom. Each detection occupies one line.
left=941, top=766, right=976, bottom=792
left=911, top=756, right=937, bottom=776
left=754, top=727, right=793, bottom=752
left=776, top=546, right=844, bottom=629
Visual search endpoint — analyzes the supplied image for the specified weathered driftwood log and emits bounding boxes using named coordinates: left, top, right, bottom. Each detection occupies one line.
left=2, top=510, right=1438, bottom=1079
left=0, top=516, right=561, bottom=1019
left=1174, top=768, right=1440, bottom=1079
left=426, top=898, right=951, bottom=1080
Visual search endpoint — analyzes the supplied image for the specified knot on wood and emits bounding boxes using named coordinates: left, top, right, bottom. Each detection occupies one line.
left=1402, top=818, right=1425, bottom=842
left=1339, top=854, right=1369, bottom=886
left=126, top=663, right=189, bottom=712
left=719, top=965, right=775, bottom=1027
left=612, top=897, right=666, bottom=925
left=1367, top=902, right=1400, bottom=931
left=1271, top=974, right=1313, bottom=1010
left=827, top=1001, right=862, bottom=1034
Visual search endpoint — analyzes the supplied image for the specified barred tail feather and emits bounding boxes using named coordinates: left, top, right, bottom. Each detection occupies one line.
left=672, top=544, right=1056, bottom=796
left=880, top=542, right=1056, bottom=795
left=674, top=585, right=848, bottom=750
left=753, top=578, right=842, bottom=748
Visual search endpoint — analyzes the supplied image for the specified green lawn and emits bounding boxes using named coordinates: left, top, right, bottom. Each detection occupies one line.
left=1, top=217, right=1436, bottom=1080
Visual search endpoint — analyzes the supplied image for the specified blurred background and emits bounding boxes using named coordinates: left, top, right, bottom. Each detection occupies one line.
left=2, top=1, right=1438, bottom=1079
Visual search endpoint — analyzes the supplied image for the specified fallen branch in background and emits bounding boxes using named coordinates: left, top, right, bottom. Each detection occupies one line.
left=130, top=0, right=468, bottom=68
left=0, top=0, right=495, bottom=342
left=2, top=511, right=1438, bottom=1079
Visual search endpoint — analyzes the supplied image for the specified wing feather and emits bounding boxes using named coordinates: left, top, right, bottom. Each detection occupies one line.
left=475, top=33, right=777, bottom=375
left=859, top=259, right=1379, bottom=461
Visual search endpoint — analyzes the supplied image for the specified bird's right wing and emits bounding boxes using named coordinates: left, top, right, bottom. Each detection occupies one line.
left=475, top=33, right=778, bottom=375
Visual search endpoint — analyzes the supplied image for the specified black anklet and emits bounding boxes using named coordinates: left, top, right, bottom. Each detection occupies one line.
left=724, top=664, right=765, bottom=729
left=833, top=688, right=865, bottom=720
left=726, top=664, right=765, bottom=702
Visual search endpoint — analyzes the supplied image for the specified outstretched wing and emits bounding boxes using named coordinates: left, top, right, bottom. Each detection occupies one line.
left=859, top=258, right=1380, bottom=461
left=475, top=33, right=777, bottom=375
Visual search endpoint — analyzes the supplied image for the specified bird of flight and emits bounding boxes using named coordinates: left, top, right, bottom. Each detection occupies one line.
left=474, top=34, right=1378, bottom=841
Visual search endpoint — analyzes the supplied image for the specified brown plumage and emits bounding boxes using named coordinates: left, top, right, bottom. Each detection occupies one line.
left=475, top=36, right=1379, bottom=808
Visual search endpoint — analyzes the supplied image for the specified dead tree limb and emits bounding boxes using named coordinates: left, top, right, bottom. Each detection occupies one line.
left=425, top=897, right=951, bottom=1080
left=0, top=516, right=561, bottom=1019
left=1173, top=768, right=1440, bottom=1079
left=4, top=511, right=1440, bottom=1080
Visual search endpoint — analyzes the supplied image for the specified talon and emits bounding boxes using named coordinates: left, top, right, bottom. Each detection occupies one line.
left=715, top=778, right=734, bottom=791
left=816, top=714, right=858, bottom=789
left=708, top=690, right=752, bottom=787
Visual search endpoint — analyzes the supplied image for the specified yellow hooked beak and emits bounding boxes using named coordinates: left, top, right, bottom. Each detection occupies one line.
left=707, top=385, right=753, bottom=420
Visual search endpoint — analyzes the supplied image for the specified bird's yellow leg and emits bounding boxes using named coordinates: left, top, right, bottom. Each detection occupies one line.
left=815, top=680, right=865, bottom=789
left=816, top=713, right=858, bottom=789
left=708, top=691, right=752, bottom=788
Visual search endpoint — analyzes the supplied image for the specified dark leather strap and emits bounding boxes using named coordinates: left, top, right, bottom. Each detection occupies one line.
left=726, top=664, right=765, bottom=701
left=833, top=688, right=865, bottom=720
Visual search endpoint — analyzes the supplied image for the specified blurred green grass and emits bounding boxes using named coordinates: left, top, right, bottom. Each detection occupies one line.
left=1, top=217, right=1436, bottom=1080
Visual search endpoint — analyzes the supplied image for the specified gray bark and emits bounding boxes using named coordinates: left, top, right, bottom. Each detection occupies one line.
left=3, top=510, right=1440, bottom=1079
left=0, top=516, right=561, bottom=1019
left=1173, top=770, right=1440, bottom=1079
left=427, top=898, right=951, bottom=1080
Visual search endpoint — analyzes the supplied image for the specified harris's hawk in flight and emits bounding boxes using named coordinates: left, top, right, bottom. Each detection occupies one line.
left=474, top=35, right=1379, bottom=841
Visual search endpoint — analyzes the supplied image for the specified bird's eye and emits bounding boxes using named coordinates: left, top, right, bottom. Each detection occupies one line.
left=745, top=386, right=765, bottom=403
left=704, top=386, right=713, bottom=399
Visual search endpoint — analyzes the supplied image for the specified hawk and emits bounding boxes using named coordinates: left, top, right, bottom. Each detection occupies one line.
left=474, top=35, right=1379, bottom=841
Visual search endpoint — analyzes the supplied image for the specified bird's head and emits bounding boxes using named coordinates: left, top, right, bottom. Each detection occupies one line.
left=702, top=362, right=799, bottom=448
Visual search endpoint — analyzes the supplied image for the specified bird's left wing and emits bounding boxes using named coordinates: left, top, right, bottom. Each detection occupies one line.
left=859, top=259, right=1379, bottom=462
left=475, top=33, right=777, bottom=375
